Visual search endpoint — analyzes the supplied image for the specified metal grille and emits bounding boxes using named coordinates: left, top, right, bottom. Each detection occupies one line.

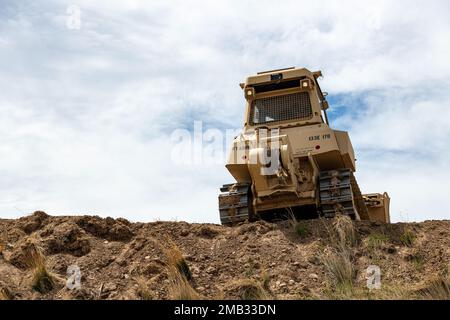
left=250, top=92, right=312, bottom=125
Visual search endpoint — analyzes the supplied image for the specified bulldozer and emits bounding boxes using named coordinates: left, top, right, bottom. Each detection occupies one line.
left=218, top=67, right=390, bottom=225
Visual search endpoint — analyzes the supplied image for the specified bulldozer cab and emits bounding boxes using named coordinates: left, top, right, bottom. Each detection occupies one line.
left=240, top=67, right=329, bottom=130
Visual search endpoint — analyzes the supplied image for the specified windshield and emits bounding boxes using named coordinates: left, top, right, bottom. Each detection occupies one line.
left=250, top=91, right=313, bottom=125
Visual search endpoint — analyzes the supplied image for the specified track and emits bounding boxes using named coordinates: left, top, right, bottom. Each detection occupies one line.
left=319, top=169, right=368, bottom=220
left=218, top=183, right=252, bottom=225
left=219, top=169, right=369, bottom=225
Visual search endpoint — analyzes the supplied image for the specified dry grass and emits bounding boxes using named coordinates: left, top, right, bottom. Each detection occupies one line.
left=167, top=266, right=200, bottom=300
left=332, top=284, right=412, bottom=300
left=321, top=248, right=355, bottom=294
left=30, top=255, right=58, bottom=294
left=229, top=279, right=269, bottom=300
left=32, top=264, right=57, bottom=294
left=136, top=277, right=153, bottom=300
left=0, top=235, right=8, bottom=257
left=418, top=277, right=450, bottom=300
left=320, top=215, right=357, bottom=295
left=161, top=239, right=199, bottom=300
left=0, top=287, right=13, bottom=300
left=286, top=208, right=310, bottom=238
left=333, top=215, right=357, bottom=248
left=261, top=271, right=271, bottom=291
left=372, top=286, right=412, bottom=300
left=410, top=251, right=425, bottom=271
left=24, top=241, right=58, bottom=294
left=163, top=241, right=192, bottom=281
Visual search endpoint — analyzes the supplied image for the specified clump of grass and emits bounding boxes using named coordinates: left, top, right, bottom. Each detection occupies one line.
left=326, top=281, right=412, bottom=300
left=409, top=251, right=425, bottom=271
left=0, top=287, right=13, bottom=300
left=167, top=266, right=200, bottom=300
left=286, top=208, right=310, bottom=238
left=32, top=263, right=57, bottom=294
left=30, top=254, right=57, bottom=294
left=294, top=222, right=309, bottom=238
left=381, top=286, right=413, bottom=300
left=25, top=241, right=57, bottom=294
left=162, top=240, right=199, bottom=300
left=230, top=279, right=268, bottom=300
left=321, top=248, right=355, bottom=294
left=245, top=258, right=256, bottom=277
left=333, top=215, right=357, bottom=247
left=0, top=235, right=9, bottom=256
left=365, top=233, right=390, bottom=263
left=418, top=277, right=450, bottom=300
left=400, top=229, right=415, bottom=247
left=366, top=233, right=389, bottom=251
left=164, top=242, right=192, bottom=281
left=261, top=272, right=271, bottom=290
left=320, top=215, right=357, bottom=295
left=136, top=277, right=153, bottom=300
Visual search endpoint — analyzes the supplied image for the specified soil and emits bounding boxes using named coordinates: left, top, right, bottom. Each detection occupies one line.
left=0, top=212, right=448, bottom=300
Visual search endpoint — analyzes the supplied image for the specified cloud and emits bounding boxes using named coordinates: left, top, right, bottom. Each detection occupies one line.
left=0, top=0, right=449, bottom=222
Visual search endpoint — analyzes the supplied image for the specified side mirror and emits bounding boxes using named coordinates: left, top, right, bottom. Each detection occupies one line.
left=321, top=100, right=329, bottom=110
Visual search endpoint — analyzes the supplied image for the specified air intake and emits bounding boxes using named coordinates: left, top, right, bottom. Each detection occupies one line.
left=250, top=92, right=313, bottom=125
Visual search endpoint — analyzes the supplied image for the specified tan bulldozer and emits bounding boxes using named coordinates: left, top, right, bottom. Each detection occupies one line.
left=219, top=67, right=390, bottom=225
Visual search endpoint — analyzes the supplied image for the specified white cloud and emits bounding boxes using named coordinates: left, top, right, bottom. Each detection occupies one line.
left=0, top=0, right=449, bottom=222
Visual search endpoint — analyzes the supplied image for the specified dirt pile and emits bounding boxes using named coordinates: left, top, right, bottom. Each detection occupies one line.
left=0, top=212, right=449, bottom=300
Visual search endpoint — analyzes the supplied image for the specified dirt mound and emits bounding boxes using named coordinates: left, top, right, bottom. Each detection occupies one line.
left=7, top=238, right=43, bottom=270
left=42, top=222, right=91, bottom=257
left=18, top=211, right=49, bottom=234
left=76, top=216, right=134, bottom=241
left=0, top=212, right=449, bottom=300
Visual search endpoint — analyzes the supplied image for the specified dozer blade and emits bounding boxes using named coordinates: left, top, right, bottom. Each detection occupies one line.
left=218, top=183, right=252, bottom=225
left=364, top=192, right=390, bottom=223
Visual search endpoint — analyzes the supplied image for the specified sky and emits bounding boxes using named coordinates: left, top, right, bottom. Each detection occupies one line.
left=0, top=0, right=449, bottom=223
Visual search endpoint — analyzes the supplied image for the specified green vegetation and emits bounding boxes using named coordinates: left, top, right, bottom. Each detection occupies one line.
left=400, top=230, right=416, bottom=247
left=294, top=222, right=309, bottom=238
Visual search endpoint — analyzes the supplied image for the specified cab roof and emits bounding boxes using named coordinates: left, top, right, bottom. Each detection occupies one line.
left=240, top=67, right=322, bottom=89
